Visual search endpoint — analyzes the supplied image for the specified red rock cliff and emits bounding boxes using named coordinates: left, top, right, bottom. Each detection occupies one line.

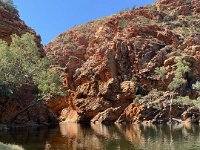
left=45, top=0, right=200, bottom=123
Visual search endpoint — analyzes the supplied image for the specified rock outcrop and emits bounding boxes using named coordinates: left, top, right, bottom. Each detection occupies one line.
left=45, top=0, right=200, bottom=124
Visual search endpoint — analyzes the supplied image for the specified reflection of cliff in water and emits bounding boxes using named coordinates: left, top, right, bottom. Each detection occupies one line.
left=49, top=123, right=200, bottom=150
left=0, top=123, right=200, bottom=150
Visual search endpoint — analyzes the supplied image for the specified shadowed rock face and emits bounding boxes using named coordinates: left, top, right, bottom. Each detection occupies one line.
left=0, top=84, right=57, bottom=126
left=45, top=0, right=200, bottom=123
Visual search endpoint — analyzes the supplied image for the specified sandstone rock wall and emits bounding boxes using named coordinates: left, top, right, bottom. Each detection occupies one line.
left=45, top=0, right=200, bottom=124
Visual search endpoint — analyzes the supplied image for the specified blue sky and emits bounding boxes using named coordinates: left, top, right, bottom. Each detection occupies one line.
left=13, top=0, right=156, bottom=45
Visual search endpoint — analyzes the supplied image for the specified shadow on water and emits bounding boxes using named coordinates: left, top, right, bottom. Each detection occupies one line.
left=0, top=123, right=200, bottom=150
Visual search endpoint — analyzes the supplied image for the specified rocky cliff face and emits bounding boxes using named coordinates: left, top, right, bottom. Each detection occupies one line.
left=0, top=5, right=56, bottom=126
left=45, top=0, right=200, bottom=124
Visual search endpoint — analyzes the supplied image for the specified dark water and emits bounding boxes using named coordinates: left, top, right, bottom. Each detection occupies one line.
left=0, top=123, right=200, bottom=150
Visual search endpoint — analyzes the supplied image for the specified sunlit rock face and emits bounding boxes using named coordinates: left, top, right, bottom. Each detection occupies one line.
left=45, top=0, right=200, bottom=123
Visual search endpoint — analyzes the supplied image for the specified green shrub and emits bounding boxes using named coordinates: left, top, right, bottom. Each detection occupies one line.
left=132, top=5, right=136, bottom=10
left=173, top=96, right=200, bottom=107
left=182, top=25, right=189, bottom=37
left=168, top=58, right=190, bottom=91
left=1, top=0, right=18, bottom=14
left=149, top=89, right=163, bottom=98
left=193, top=98, right=200, bottom=108
left=173, top=96, right=193, bottom=105
left=155, top=66, right=166, bottom=83
left=184, top=0, right=192, bottom=5
left=141, top=18, right=151, bottom=24
left=134, top=94, right=142, bottom=104
left=193, top=81, right=200, bottom=95
left=131, top=76, right=138, bottom=82
left=146, top=4, right=157, bottom=11
left=163, top=15, right=171, bottom=22
left=0, top=142, right=24, bottom=150
left=118, top=19, right=129, bottom=29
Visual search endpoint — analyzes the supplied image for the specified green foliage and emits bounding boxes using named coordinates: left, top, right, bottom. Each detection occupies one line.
left=118, top=19, right=129, bottom=29
left=173, top=96, right=200, bottom=108
left=193, top=81, right=200, bottom=95
left=173, top=96, right=193, bottom=105
left=33, top=69, right=65, bottom=98
left=132, top=5, right=136, bottom=10
left=184, top=0, right=192, bottom=5
left=134, top=94, right=143, bottom=104
left=0, top=33, right=65, bottom=99
left=146, top=4, right=157, bottom=11
left=0, top=142, right=24, bottom=150
left=163, top=15, right=171, bottom=22
left=182, top=25, right=189, bottom=37
left=0, top=84, right=13, bottom=98
left=141, top=18, right=150, bottom=24
left=155, top=66, right=166, bottom=83
left=193, top=97, right=200, bottom=108
left=149, top=89, right=163, bottom=98
left=168, top=58, right=190, bottom=91
left=134, top=89, right=163, bottom=105
left=131, top=76, right=138, bottom=82
left=1, top=0, right=18, bottom=14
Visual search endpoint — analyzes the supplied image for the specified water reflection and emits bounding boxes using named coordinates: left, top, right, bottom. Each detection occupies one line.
left=0, top=123, right=200, bottom=150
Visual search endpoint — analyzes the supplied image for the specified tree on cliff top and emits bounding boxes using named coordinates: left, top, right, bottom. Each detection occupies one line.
left=0, top=33, right=65, bottom=100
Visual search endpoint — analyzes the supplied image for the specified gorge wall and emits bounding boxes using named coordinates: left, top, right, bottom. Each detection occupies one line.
left=45, top=0, right=200, bottom=124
